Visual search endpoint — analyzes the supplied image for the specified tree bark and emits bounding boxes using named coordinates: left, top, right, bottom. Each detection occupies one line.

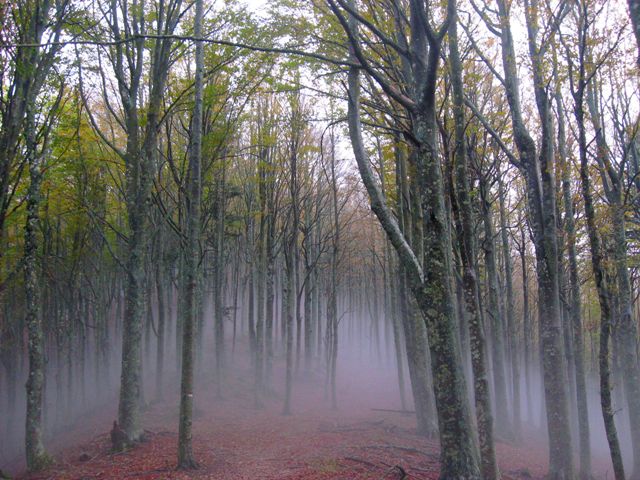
left=24, top=108, right=52, bottom=472
left=342, top=3, right=480, bottom=474
left=449, top=6, right=499, bottom=475
left=177, top=0, right=203, bottom=466
left=480, top=186, right=511, bottom=439
left=497, top=166, right=521, bottom=442
left=575, top=84, right=625, bottom=480
left=555, top=76, right=590, bottom=478
left=495, top=0, right=574, bottom=474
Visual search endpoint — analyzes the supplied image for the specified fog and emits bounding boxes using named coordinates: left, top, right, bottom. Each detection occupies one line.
left=0, top=279, right=634, bottom=478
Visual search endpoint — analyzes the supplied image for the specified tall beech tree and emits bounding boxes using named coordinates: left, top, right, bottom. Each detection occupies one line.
left=448, top=3, right=498, bottom=475
left=474, top=0, right=576, bottom=475
left=6, top=0, right=70, bottom=470
left=23, top=84, right=65, bottom=473
left=586, top=74, right=640, bottom=479
left=81, top=0, right=185, bottom=445
left=332, top=0, right=481, bottom=476
left=177, top=0, right=204, bottom=467
left=562, top=3, right=625, bottom=476
left=553, top=38, right=590, bottom=476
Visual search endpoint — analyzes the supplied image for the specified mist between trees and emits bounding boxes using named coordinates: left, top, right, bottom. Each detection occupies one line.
left=1, top=0, right=640, bottom=479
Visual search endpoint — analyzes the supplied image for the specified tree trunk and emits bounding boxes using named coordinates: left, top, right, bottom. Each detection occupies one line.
left=586, top=78, right=640, bottom=478
left=24, top=111, right=51, bottom=472
left=498, top=167, right=521, bottom=442
left=496, top=1, right=574, bottom=474
left=395, top=140, right=437, bottom=437
left=576, top=87, right=625, bottom=480
left=347, top=42, right=480, bottom=480
left=481, top=189, right=511, bottom=440
left=555, top=82, right=590, bottom=478
left=328, top=129, right=340, bottom=409
left=449, top=7, right=499, bottom=475
left=177, top=0, right=203, bottom=465
left=213, top=162, right=226, bottom=395
left=389, top=250, right=407, bottom=410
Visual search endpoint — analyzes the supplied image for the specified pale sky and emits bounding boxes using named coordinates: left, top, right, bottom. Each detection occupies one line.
left=243, top=0, right=268, bottom=10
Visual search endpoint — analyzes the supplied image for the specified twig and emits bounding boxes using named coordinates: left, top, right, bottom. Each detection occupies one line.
left=362, top=444, right=430, bottom=457
left=380, top=461, right=408, bottom=479
left=409, top=465, right=438, bottom=473
left=371, top=408, right=416, bottom=415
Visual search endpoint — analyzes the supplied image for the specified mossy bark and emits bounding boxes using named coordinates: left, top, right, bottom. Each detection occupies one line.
left=24, top=114, right=52, bottom=473
left=496, top=0, right=575, bottom=475
left=340, top=1, right=481, bottom=476
left=586, top=77, right=640, bottom=478
left=449, top=6, right=499, bottom=475
left=555, top=83, right=590, bottom=478
left=177, top=0, right=202, bottom=466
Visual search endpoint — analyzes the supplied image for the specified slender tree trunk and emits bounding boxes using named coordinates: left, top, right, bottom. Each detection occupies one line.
left=498, top=167, right=521, bottom=442
left=449, top=7, right=498, bottom=475
left=247, top=219, right=256, bottom=359
left=24, top=111, right=51, bottom=472
left=496, top=1, right=574, bottom=474
left=295, top=261, right=302, bottom=374
left=481, top=189, right=511, bottom=439
left=213, top=162, right=226, bottom=395
left=255, top=195, right=266, bottom=404
left=518, top=217, right=533, bottom=424
left=556, top=84, right=590, bottom=478
left=576, top=95, right=625, bottom=480
left=389, top=251, right=407, bottom=410
left=283, top=252, right=294, bottom=414
left=231, top=243, right=241, bottom=357
left=177, top=0, right=203, bottom=465
left=586, top=79, right=640, bottom=478
left=265, top=236, right=275, bottom=385
left=304, top=259, right=313, bottom=372
left=283, top=163, right=299, bottom=414
left=154, top=249, right=165, bottom=401
left=328, top=130, right=339, bottom=409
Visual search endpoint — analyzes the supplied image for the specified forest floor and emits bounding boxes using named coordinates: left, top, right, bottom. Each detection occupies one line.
left=6, top=342, right=615, bottom=480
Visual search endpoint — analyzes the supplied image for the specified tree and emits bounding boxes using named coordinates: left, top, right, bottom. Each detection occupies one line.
left=552, top=37, right=590, bottom=476
left=559, top=4, right=626, bottom=475
left=448, top=4, right=498, bottom=475
left=334, top=0, right=481, bottom=476
left=177, top=0, right=204, bottom=467
left=6, top=0, right=70, bottom=470
left=480, top=0, right=575, bottom=474
left=23, top=84, right=65, bottom=473
left=80, top=0, right=185, bottom=445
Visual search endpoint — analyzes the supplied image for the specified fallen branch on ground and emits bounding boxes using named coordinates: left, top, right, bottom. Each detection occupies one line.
left=371, top=408, right=416, bottom=415
left=361, top=444, right=432, bottom=457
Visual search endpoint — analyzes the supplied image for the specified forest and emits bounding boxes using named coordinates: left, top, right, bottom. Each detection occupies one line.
left=1, top=0, right=640, bottom=479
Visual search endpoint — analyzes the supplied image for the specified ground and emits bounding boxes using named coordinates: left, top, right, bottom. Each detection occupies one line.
left=5, top=346, right=615, bottom=479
